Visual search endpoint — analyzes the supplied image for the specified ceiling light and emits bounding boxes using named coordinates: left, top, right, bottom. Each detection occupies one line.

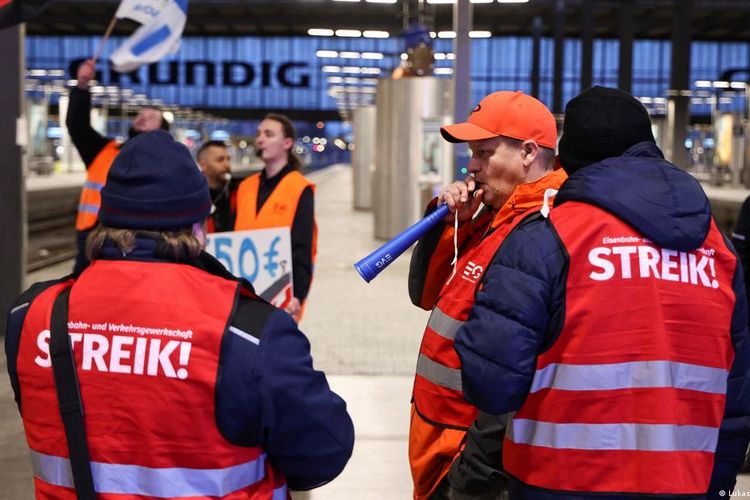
left=363, top=30, right=389, bottom=38
left=336, top=29, right=362, bottom=37
left=695, top=80, right=712, bottom=88
left=342, top=66, right=362, bottom=73
left=340, top=51, right=360, bottom=58
left=327, top=77, right=344, bottom=83
left=498, top=0, right=529, bottom=3
left=322, top=66, right=342, bottom=72
left=308, top=29, right=334, bottom=36
left=361, top=52, right=384, bottom=60
left=360, top=67, right=382, bottom=75
left=366, top=0, right=397, bottom=3
left=316, top=50, right=339, bottom=58
left=469, top=31, right=492, bottom=38
left=712, top=81, right=730, bottom=89
left=438, top=31, right=456, bottom=38
left=434, top=68, right=454, bottom=75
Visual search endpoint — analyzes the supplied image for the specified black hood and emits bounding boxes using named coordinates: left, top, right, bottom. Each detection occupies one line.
left=554, top=142, right=711, bottom=252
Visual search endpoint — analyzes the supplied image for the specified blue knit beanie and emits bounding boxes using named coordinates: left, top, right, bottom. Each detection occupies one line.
left=99, top=130, right=211, bottom=230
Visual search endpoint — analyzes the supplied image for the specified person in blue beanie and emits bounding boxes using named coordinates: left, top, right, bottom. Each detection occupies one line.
left=5, top=130, right=354, bottom=499
left=451, top=86, right=750, bottom=499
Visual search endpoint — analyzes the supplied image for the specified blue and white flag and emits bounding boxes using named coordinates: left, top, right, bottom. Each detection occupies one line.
left=115, top=0, right=168, bottom=26
left=109, top=0, right=187, bottom=73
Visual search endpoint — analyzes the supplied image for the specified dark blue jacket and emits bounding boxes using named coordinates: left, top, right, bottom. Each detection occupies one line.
left=5, top=236, right=354, bottom=491
left=454, top=142, right=750, bottom=499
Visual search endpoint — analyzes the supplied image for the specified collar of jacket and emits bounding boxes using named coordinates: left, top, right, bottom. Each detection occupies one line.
left=489, top=168, right=568, bottom=230
left=95, top=234, right=255, bottom=292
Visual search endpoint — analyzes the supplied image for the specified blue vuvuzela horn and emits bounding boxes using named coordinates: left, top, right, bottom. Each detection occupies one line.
left=354, top=203, right=451, bottom=282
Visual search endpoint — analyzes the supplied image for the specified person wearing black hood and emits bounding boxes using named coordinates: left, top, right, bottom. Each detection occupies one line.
left=452, top=86, right=750, bottom=499
left=66, top=58, right=170, bottom=275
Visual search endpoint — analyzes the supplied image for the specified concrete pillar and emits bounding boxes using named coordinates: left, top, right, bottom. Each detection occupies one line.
left=452, top=0, right=472, bottom=180
left=0, top=24, right=26, bottom=333
left=352, top=106, right=376, bottom=211
left=618, top=1, right=633, bottom=92
left=531, top=16, right=542, bottom=99
left=580, top=0, right=593, bottom=91
left=666, top=0, right=692, bottom=169
left=552, top=0, right=565, bottom=114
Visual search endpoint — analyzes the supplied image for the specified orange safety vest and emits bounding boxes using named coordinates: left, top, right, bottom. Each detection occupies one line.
left=16, top=260, right=288, bottom=499
left=409, top=169, right=567, bottom=499
left=75, top=141, right=120, bottom=231
left=235, top=170, right=317, bottom=321
left=503, top=202, right=737, bottom=494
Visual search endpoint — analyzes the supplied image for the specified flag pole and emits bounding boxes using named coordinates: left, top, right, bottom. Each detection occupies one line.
left=93, top=15, right=118, bottom=65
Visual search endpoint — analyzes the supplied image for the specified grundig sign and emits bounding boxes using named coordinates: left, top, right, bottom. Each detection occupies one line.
left=69, top=58, right=311, bottom=88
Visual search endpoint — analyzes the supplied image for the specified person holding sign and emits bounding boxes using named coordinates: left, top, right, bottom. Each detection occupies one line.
left=66, top=58, right=170, bottom=275
left=6, top=130, right=353, bottom=499
left=235, top=113, right=317, bottom=322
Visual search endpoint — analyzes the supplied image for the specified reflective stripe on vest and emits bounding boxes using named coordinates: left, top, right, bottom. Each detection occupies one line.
left=503, top=201, right=737, bottom=494
left=31, top=450, right=268, bottom=497
left=416, top=353, right=462, bottom=391
left=530, top=360, right=729, bottom=395
left=507, top=420, right=719, bottom=452
left=75, top=141, right=120, bottom=231
left=427, top=306, right=463, bottom=340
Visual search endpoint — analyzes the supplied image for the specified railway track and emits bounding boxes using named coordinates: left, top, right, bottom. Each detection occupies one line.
left=27, top=185, right=79, bottom=272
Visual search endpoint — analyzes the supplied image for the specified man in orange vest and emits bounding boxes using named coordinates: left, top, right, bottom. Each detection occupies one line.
left=454, top=86, right=750, bottom=498
left=67, top=58, right=170, bottom=274
left=408, top=91, right=567, bottom=499
left=6, top=130, right=354, bottom=498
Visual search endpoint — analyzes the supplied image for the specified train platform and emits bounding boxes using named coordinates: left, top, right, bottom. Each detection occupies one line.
left=3, top=163, right=750, bottom=498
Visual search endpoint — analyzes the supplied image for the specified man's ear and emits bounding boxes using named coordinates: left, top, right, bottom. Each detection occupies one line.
left=283, top=137, right=294, bottom=151
left=522, top=140, right=539, bottom=167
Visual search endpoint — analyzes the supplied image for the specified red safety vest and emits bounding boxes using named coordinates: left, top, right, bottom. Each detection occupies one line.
left=409, top=168, right=568, bottom=500
left=504, top=201, right=737, bottom=494
left=16, top=260, right=288, bottom=499
left=75, top=141, right=120, bottom=231
left=412, top=210, right=535, bottom=429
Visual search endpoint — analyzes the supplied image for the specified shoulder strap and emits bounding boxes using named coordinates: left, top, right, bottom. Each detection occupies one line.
left=49, top=287, right=96, bottom=500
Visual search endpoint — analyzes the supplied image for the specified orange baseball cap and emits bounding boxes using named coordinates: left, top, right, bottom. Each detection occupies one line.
left=440, top=91, right=557, bottom=149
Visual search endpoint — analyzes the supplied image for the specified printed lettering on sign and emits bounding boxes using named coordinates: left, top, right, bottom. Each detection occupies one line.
left=588, top=235, right=719, bottom=289
left=34, top=322, right=193, bottom=379
left=206, top=228, right=293, bottom=309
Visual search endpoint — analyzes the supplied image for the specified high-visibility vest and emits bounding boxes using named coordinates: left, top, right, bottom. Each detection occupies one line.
left=410, top=168, right=567, bottom=499
left=16, top=260, right=288, bottom=499
left=235, top=170, right=317, bottom=321
left=75, top=141, right=120, bottom=231
left=504, top=201, right=737, bottom=494
left=235, top=170, right=317, bottom=261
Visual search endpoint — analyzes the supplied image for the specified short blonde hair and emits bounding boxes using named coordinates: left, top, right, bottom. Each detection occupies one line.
left=85, top=226, right=202, bottom=261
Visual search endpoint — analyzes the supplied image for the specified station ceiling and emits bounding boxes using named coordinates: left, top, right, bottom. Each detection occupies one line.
left=25, top=0, right=750, bottom=42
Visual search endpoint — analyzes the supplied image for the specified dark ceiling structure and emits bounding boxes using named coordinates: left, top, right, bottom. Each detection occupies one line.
left=25, top=0, right=750, bottom=42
